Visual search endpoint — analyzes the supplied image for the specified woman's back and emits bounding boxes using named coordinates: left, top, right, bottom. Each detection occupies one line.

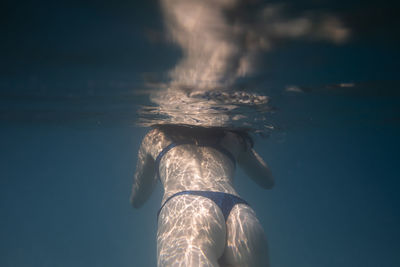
left=148, top=125, right=246, bottom=202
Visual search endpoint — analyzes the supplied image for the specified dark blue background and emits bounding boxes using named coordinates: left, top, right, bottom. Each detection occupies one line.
left=1, top=1, right=399, bottom=266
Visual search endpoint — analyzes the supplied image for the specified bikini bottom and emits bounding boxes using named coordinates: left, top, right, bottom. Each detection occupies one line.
left=157, top=190, right=249, bottom=221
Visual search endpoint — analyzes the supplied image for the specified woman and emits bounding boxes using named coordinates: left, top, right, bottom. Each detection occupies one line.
left=131, top=124, right=274, bottom=267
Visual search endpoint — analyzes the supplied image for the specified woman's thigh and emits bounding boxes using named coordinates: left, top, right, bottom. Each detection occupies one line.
left=157, top=195, right=226, bottom=267
left=219, top=204, right=270, bottom=267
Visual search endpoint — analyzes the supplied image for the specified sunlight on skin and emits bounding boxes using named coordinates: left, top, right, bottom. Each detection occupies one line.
left=131, top=128, right=273, bottom=266
left=158, top=195, right=225, bottom=266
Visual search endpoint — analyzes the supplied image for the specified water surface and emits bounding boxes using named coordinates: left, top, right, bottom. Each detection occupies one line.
left=1, top=1, right=399, bottom=266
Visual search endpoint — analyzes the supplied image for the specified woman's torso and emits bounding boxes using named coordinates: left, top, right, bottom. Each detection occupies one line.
left=146, top=127, right=245, bottom=203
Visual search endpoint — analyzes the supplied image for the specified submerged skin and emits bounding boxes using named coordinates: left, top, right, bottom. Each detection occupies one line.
left=131, top=128, right=274, bottom=267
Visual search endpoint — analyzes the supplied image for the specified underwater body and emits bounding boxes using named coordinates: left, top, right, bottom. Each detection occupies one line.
left=1, top=0, right=400, bottom=266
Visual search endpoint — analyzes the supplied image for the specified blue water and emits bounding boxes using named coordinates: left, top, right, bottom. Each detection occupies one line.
left=1, top=1, right=400, bottom=266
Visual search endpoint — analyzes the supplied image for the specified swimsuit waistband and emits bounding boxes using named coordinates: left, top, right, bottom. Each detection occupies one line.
left=157, top=190, right=249, bottom=221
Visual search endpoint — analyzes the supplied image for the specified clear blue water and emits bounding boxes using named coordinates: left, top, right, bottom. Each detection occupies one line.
left=1, top=1, right=400, bottom=266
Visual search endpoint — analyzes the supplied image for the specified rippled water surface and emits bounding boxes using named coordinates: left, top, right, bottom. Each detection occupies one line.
left=1, top=0, right=400, bottom=267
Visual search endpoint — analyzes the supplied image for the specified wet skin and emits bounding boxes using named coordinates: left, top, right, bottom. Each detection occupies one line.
left=131, top=128, right=274, bottom=267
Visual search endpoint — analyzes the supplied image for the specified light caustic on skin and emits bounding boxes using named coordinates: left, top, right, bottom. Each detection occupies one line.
left=131, top=128, right=273, bottom=266
left=157, top=196, right=269, bottom=267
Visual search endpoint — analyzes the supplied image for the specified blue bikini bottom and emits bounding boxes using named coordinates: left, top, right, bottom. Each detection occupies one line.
left=157, top=190, right=249, bottom=221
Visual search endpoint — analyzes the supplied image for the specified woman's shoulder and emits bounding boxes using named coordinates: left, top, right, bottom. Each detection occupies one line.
left=145, top=127, right=174, bottom=145
left=140, top=128, right=172, bottom=159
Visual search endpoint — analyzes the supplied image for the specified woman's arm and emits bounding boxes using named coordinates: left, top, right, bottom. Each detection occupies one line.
left=130, top=133, right=157, bottom=208
left=237, top=147, right=274, bottom=189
